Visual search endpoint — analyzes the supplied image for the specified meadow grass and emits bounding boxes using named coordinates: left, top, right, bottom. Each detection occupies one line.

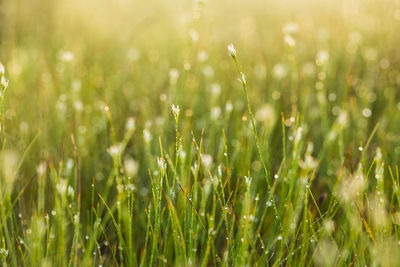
left=1, top=0, right=400, bottom=266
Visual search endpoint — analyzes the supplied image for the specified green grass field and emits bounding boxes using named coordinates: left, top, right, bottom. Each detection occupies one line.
left=1, top=0, right=400, bottom=265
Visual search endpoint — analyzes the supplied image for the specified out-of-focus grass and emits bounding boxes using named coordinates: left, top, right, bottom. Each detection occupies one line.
left=1, top=0, right=400, bottom=265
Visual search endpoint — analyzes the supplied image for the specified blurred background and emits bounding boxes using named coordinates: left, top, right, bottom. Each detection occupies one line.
left=1, top=0, right=400, bottom=229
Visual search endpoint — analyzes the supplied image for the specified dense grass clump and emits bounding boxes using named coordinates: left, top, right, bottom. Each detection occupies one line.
left=1, top=0, right=400, bottom=265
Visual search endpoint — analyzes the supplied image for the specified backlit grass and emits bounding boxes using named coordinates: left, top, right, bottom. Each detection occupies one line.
left=1, top=0, right=400, bottom=266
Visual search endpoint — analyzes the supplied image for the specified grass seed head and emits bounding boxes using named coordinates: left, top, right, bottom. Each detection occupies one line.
left=227, top=43, right=237, bottom=59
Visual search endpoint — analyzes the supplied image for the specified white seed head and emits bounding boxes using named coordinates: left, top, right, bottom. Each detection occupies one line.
left=171, top=104, right=180, bottom=119
left=323, top=219, right=335, bottom=234
left=74, top=100, right=83, bottom=111
left=124, top=157, right=139, bottom=177
left=169, top=68, right=180, bottom=84
left=0, top=62, right=5, bottom=76
left=1, top=76, right=9, bottom=90
left=157, top=157, right=166, bottom=172
left=284, top=34, right=296, bottom=47
left=67, top=185, right=75, bottom=197
left=225, top=100, right=233, bottom=112
left=107, top=143, right=123, bottom=158
left=60, top=50, right=74, bottom=62
left=337, top=110, right=348, bottom=126
left=36, top=161, right=47, bottom=176
left=56, top=178, right=67, bottom=195
left=211, top=106, right=221, bottom=120
left=2, top=150, right=19, bottom=189
left=201, top=154, right=213, bottom=169
left=0, top=248, right=8, bottom=257
left=240, top=72, right=246, bottom=85
left=244, top=175, right=252, bottom=187
left=125, top=183, right=135, bottom=193
left=227, top=43, right=237, bottom=58
left=125, top=117, right=136, bottom=131
left=299, top=154, right=318, bottom=171
left=218, top=165, right=222, bottom=176
left=143, top=129, right=152, bottom=143
left=316, top=50, right=329, bottom=66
